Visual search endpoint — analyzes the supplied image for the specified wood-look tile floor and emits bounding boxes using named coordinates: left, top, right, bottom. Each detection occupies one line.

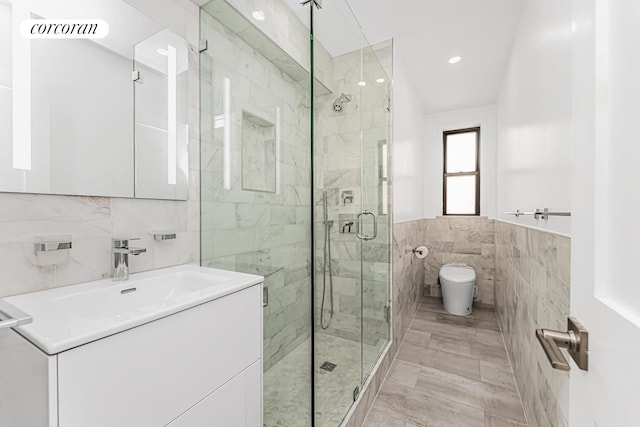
left=363, top=297, right=528, bottom=427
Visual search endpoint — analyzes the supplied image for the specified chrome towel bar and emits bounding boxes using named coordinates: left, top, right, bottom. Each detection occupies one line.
left=504, top=208, right=571, bottom=220
left=0, top=300, right=33, bottom=330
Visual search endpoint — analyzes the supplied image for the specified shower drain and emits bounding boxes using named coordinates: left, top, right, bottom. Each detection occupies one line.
left=319, top=361, right=337, bottom=372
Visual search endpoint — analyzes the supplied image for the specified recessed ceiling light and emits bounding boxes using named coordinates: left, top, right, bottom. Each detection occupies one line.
left=448, top=56, right=462, bottom=64
left=358, top=81, right=367, bottom=87
left=157, top=48, right=168, bottom=56
left=252, top=10, right=265, bottom=21
left=376, top=78, right=385, bottom=83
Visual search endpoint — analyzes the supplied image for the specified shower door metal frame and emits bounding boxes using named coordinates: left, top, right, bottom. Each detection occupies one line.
left=309, top=2, right=317, bottom=425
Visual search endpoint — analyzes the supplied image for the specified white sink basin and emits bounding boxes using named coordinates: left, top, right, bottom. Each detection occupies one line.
left=1, top=265, right=263, bottom=355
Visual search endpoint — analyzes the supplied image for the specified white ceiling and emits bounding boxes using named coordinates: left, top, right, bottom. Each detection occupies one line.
left=285, top=0, right=524, bottom=114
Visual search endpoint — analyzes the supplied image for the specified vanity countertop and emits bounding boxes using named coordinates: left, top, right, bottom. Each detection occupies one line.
left=1, top=265, right=263, bottom=355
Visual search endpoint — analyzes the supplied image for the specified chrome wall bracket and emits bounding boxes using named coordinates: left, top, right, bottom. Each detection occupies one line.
left=198, top=39, right=208, bottom=53
left=534, top=208, right=572, bottom=220
left=536, top=316, right=589, bottom=371
left=131, top=70, right=140, bottom=82
left=300, top=0, right=322, bottom=9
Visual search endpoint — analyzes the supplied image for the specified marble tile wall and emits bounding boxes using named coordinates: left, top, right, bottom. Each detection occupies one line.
left=224, top=0, right=333, bottom=90
left=0, top=0, right=200, bottom=299
left=240, top=117, right=276, bottom=193
left=199, top=10, right=312, bottom=371
left=391, top=219, right=427, bottom=353
left=495, top=220, right=570, bottom=427
left=314, top=41, right=392, bottom=350
left=423, top=216, right=496, bottom=305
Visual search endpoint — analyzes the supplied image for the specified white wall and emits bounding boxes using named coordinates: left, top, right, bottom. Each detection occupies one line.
left=423, top=105, right=497, bottom=218
left=496, top=0, right=573, bottom=235
left=392, top=46, right=425, bottom=222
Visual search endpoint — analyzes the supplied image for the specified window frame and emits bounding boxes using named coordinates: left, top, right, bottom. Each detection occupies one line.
left=442, top=127, right=480, bottom=216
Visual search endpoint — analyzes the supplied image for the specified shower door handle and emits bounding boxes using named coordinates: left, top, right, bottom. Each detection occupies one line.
left=356, top=211, right=377, bottom=241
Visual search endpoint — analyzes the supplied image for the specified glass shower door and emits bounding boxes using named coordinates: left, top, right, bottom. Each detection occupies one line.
left=359, top=42, right=391, bottom=381
left=199, top=2, right=313, bottom=426
left=312, top=2, right=364, bottom=425
left=312, top=2, right=391, bottom=425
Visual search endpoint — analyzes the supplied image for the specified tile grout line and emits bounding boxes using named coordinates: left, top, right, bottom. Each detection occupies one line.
left=392, top=357, right=526, bottom=425
left=383, top=299, right=528, bottom=425
left=364, top=297, right=528, bottom=427
left=360, top=296, right=425, bottom=426
left=494, top=306, right=530, bottom=427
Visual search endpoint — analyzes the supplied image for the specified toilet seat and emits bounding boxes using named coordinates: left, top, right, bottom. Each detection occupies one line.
left=439, top=264, right=476, bottom=283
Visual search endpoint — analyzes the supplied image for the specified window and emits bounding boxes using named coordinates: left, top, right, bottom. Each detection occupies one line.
left=443, top=127, right=480, bottom=215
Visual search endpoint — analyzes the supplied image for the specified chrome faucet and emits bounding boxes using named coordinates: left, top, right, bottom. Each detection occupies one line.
left=111, top=238, right=146, bottom=282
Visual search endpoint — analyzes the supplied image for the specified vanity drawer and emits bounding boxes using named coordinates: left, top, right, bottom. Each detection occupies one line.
left=167, top=360, right=261, bottom=427
left=57, top=285, right=261, bottom=427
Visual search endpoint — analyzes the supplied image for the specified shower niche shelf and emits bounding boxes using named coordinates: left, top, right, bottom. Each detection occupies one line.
left=241, top=109, right=277, bottom=193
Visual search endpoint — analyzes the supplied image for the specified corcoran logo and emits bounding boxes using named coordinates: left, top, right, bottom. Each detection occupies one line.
left=19, top=19, right=109, bottom=39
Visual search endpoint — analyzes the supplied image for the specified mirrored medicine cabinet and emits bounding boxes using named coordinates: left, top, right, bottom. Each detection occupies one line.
left=0, top=0, right=189, bottom=200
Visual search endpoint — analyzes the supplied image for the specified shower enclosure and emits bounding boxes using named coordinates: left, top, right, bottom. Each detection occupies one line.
left=199, top=0, right=391, bottom=425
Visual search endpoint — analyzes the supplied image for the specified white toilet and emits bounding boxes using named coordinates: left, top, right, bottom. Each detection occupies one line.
left=439, top=264, right=477, bottom=315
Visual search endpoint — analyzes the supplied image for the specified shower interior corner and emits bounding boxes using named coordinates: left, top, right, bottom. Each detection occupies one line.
left=198, top=1, right=392, bottom=426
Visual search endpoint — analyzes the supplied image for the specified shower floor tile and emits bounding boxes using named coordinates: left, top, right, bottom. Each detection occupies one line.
left=263, top=333, right=381, bottom=427
left=363, top=297, right=528, bottom=427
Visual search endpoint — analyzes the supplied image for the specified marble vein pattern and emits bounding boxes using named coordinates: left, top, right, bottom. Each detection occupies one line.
left=262, top=333, right=380, bottom=427
left=363, top=296, right=527, bottom=427
left=223, top=0, right=334, bottom=90
left=423, top=217, right=496, bottom=305
left=200, top=6, right=396, bottom=427
left=0, top=0, right=200, bottom=299
left=495, top=221, right=570, bottom=427
left=199, top=10, right=312, bottom=372
left=392, top=220, right=427, bottom=353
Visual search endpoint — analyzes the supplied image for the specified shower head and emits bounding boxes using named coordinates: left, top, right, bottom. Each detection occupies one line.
left=332, top=93, right=352, bottom=113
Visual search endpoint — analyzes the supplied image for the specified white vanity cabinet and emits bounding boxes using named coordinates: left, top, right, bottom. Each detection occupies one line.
left=0, top=268, right=263, bottom=427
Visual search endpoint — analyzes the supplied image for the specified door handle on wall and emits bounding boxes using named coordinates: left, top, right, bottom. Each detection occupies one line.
left=356, top=210, right=377, bottom=241
left=535, top=317, right=589, bottom=371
